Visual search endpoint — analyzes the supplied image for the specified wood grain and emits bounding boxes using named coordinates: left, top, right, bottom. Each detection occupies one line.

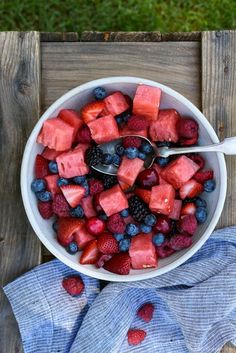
left=41, top=32, right=79, bottom=42
left=41, top=41, right=201, bottom=111
left=202, top=31, right=236, bottom=229
left=81, top=31, right=161, bottom=42
left=0, top=31, right=41, bottom=353
left=162, top=31, right=201, bottom=41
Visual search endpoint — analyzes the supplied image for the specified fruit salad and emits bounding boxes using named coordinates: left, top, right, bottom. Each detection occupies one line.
left=31, top=84, right=216, bottom=275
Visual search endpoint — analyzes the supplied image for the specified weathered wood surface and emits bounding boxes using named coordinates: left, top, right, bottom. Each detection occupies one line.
left=41, top=32, right=79, bottom=42
left=0, top=31, right=41, bottom=353
left=81, top=31, right=162, bottom=42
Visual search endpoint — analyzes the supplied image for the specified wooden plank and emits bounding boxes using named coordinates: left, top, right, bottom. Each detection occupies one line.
left=81, top=31, right=161, bottom=42
left=41, top=32, right=79, bottom=42
left=41, top=41, right=201, bottom=111
left=202, top=30, right=236, bottom=229
left=162, top=31, right=201, bottom=42
left=0, top=31, right=41, bottom=353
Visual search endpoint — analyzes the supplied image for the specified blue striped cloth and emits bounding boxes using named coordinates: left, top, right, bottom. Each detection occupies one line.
left=4, top=227, right=236, bottom=353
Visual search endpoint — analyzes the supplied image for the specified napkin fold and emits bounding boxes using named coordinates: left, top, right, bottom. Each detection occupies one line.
left=4, top=227, right=236, bottom=353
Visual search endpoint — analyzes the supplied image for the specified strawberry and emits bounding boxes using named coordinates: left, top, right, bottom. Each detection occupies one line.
left=38, top=201, right=53, bottom=219
left=179, top=135, right=198, bottom=146
left=88, top=179, right=104, bottom=195
left=134, top=188, right=151, bottom=204
left=35, top=154, right=49, bottom=178
left=169, top=234, right=193, bottom=250
left=97, top=233, right=119, bottom=254
left=127, top=115, right=149, bottom=131
left=75, top=124, right=92, bottom=144
left=96, top=254, right=113, bottom=268
left=79, top=239, right=100, bottom=264
left=57, top=218, right=84, bottom=246
left=179, top=179, right=203, bottom=200
left=193, top=170, right=214, bottom=184
left=137, top=303, right=154, bottom=322
left=81, top=101, right=105, bottom=124
left=103, top=252, right=131, bottom=275
left=52, top=194, right=70, bottom=217
left=178, top=214, right=197, bottom=235
left=107, top=213, right=126, bottom=234
left=127, top=329, right=146, bottom=346
left=62, top=276, right=84, bottom=296
left=177, top=117, right=199, bottom=139
left=181, top=202, right=196, bottom=215
left=60, top=185, right=85, bottom=208
left=122, top=136, right=141, bottom=149
left=187, top=154, right=205, bottom=169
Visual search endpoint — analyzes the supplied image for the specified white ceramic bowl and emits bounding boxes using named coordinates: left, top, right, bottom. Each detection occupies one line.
left=21, top=77, right=227, bottom=282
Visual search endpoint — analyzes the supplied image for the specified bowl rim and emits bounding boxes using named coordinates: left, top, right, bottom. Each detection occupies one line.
left=21, top=76, right=227, bottom=282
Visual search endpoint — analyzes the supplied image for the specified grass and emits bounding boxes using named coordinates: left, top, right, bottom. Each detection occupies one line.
left=0, top=0, right=235, bottom=33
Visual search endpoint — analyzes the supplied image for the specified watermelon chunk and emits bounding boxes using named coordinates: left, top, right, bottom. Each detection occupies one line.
left=117, top=157, right=144, bottom=186
left=119, top=125, right=148, bottom=138
left=60, top=185, right=85, bottom=207
left=44, top=174, right=61, bottom=195
left=58, top=109, right=83, bottom=137
left=99, top=184, right=128, bottom=216
left=104, top=91, right=129, bottom=116
left=56, top=148, right=89, bottom=178
left=88, top=114, right=119, bottom=144
left=149, top=109, right=180, bottom=143
left=129, top=233, right=157, bottom=269
left=37, top=118, right=74, bottom=151
left=80, top=196, right=96, bottom=218
left=169, top=199, right=182, bottom=220
left=133, top=84, right=161, bottom=121
left=74, top=226, right=95, bottom=249
left=152, top=164, right=169, bottom=185
left=149, top=184, right=175, bottom=215
left=42, top=147, right=64, bottom=161
left=161, top=156, right=200, bottom=189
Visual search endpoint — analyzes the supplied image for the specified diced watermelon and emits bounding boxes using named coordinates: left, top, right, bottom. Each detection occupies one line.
left=117, top=157, right=144, bottom=186
left=160, top=156, right=200, bottom=189
left=149, top=109, right=180, bottom=143
left=149, top=184, right=175, bottom=215
left=152, top=164, right=169, bottom=185
left=56, top=148, right=89, bottom=178
left=129, top=233, right=157, bottom=269
left=60, top=185, right=85, bottom=208
left=104, top=91, right=129, bottom=116
left=99, top=184, right=128, bottom=216
left=118, top=180, right=131, bottom=191
left=169, top=199, right=182, bottom=220
left=74, top=226, right=96, bottom=249
left=133, top=84, right=161, bottom=121
left=37, top=118, right=74, bottom=151
left=81, top=101, right=105, bottom=124
left=73, top=143, right=90, bottom=153
left=88, top=114, right=119, bottom=144
left=58, top=109, right=83, bottom=138
left=119, top=125, right=148, bottom=138
left=80, top=196, right=96, bottom=218
left=134, top=188, right=151, bottom=204
left=44, top=174, right=61, bottom=195
left=42, top=147, right=64, bottom=161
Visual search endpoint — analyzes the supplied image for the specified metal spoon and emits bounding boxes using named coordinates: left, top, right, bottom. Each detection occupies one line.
left=92, top=135, right=236, bottom=176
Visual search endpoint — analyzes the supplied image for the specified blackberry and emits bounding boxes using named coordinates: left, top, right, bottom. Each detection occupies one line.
left=182, top=197, right=197, bottom=205
left=128, top=195, right=149, bottom=222
left=102, top=175, right=118, bottom=189
left=85, top=147, right=103, bottom=166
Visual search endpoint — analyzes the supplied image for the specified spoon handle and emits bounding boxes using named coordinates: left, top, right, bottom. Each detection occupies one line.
left=159, top=137, right=236, bottom=157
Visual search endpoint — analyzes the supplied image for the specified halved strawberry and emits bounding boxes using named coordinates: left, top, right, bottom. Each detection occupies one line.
left=57, top=218, right=84, bottom=246
left=193, top=170, right=214, bottom=184
left=74, top=226, right=95, bottom=249
left=79, top=239, right=100, bottom=264
left=81, top=101, right=105, bottom=124
left=97, top=233, right=119, bottom=254
left=44, top=174, right=61, bottom=195
left=134, top=188, right=151, bottom=204
left=179, top=179, right=203, bottom=200
left=35, top=154, right=49, bottom=178
left=60, top=185, right=85, bottom=208
left=181, top=202, right=196, bottom=215
left=127, top=329, right=146, bottom=346
left=104, top=252, right=131, bottom=275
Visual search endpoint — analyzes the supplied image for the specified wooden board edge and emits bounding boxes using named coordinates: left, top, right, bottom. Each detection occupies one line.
left=40, top=32, right=79, bottom=42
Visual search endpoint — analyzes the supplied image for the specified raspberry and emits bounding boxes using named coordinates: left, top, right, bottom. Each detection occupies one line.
left=122, top=136, right=141, bottom=149
left=88, top=179, right=104, bottom=195
left=193, top=170, right=214, bottom=184
left=38, top=201, right=53, bottom=219
left=127, top=329, right=146, bottom=346
left=137, top=303, right=154, bottom=322
left=155, top=240, right=175, bottom=258
left=187, top=154, right=205, bottom=169
left=127, top=115, right=149, bottom=131
left=107, top=213, right=126, bottom=234
left=97, top=233, right=119, bottom=254
left=177, top=118, right=199, bottom=139
left=169, top=234, right=193, bottom=251
left=52, top=194, right=70, bottom=217
left=178, top=214, right=197, bottom=235
left=179, top=135, right=198, bottom=146
left=76, top=124, right=92, bottom=143
left=62, top=276, right=84, bottom=296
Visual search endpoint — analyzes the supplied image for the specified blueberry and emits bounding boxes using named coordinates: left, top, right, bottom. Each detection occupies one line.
left=140, top=224, right=152, bottom=233
left=204, top=180, right=216, bottom=193
left=115, top=115, right=123, bottom=125
left=70, top=205, right=84, bottom=218
left=82, top=180, right=90, bottom=196
left=156, top=141, right=173, bottom=148
left=94, top=86, right=106, bottom=100
left=126, top=223, right=139, bottom=236
left=52, top=221, right=58, bottom=233
left=120, top=208, right=129, bottom=218
left=66, top=241, right=78, bottom=254
left=57, top=177, right=69, bottom=187
left=155, top=157, right=170, bottom=167
left=195, top=197, right=207, bottom=208
left=119, top=238, right=131, bottom=252
left=152, top=233, right=165, bottom=246
left=31, top=178, right=46, bottom=193
left=102, top=153, right=113, bottom=165
left=73, top=175, right=86, bottom=184
left=144, top=214, right=157, bottom=226
left=116, top=144, right=125, bottom=156
left=98, top=212, right=108, bottom=221
left=48, top=161, right=58, bottom=174
left=125, top=147, right=139, bottom=159
left=112, top=154, right=121, bottom=166
left=138, top=152, right=146, bottom=161
left=36, top=191, right=52, bottom=202
left=195, top=207, right=208, bottom=223
left=114, top=233, right=124, bottom=241
left=140, top=141, right=153, bottom=154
